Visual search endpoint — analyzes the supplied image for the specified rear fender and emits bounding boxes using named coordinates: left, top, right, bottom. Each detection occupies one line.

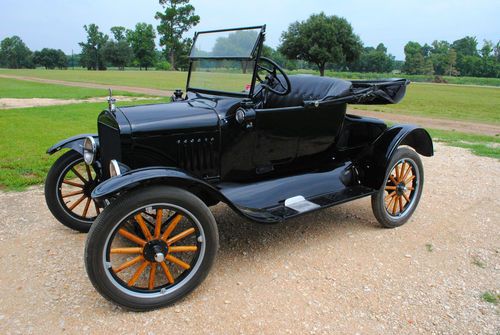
left=47, top=134, right=98, bottom=155
left=359, top=125, right=433, bottom=189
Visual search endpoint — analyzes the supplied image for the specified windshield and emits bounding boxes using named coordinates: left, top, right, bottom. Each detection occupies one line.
left=188, top=27, right=264, bottom=96
left=190, top=28, right=261, bottom=58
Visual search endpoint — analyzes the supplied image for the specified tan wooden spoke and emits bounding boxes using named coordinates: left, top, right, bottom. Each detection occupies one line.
left=134, top=214, right=152, bottom=241
left=68, top=195, right=86, bottom=210
left=385, top=185, right=397, bottom=191
left=118, top=229, right=147, bottom=247
left=398, top=196, right=404, bottom=213
left=169, top=245, right=198, bottom=253
left=110, top=247, right=143, bottom=254
left=389, top=175, right=398, bottom=186
left=405, top=175, right=416, bottom=185
left=71, top=167, right=87, bottom=183
left=385, top=191, right=396, bottom=201
left=166, top=254, right=191, bottom=270
left=392, top=195, right=399, bottom=215
left=82, top=198, right=91, bottom=218
left=167, top=227, right=195, bottom=246
left=62, top=180, right=84, bottom=188
left=62, top=189, right=84, bottom=198
left=128, top=261, right=149, bottom=286
left=114, top=255, right=143, bottom=273
left=161, top=214, right=183, bottom=240
left=160, top=261, right=175, bottom=284
left=148, top=264, right=157, bottom=290
left=402, top=192, right=411, bottom=203
left=395, top=164, right=400, bottom=181
left=154, top=209, right=163, bottom=239
left=401, top=163, right=412, bottom=183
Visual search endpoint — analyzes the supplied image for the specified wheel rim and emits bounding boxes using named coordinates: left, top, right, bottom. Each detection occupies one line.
left=103, top=204, right=205, bottom=298
left=383, top=158, right=420, bottom=218
left=56, top=157, right=101, bottom=221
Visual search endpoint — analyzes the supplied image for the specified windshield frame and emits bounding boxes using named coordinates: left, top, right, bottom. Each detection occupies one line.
left=186, top=25, right=266, bottom=98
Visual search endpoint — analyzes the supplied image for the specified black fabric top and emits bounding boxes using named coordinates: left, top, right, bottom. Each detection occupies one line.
left=265, top=75, right=352, bottom=108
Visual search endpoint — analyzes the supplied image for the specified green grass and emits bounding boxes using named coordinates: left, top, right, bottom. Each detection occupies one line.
left=428, top=129, right=500, bottom=159
left=352, top=83, right=500, bottom=124
left=481, top=291, right=499, bottom=305
left=0, top=77, right=144, bottom=99
left=0, top=99, right=168, bottom=190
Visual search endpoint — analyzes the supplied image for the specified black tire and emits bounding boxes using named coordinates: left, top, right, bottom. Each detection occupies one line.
left=45, top=150, right=102, bottom=233
left=85, top=186, right=219, bottom=311
left=371, top=147, right=424, bottom=228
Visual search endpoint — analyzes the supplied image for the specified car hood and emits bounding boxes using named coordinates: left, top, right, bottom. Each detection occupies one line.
left=118, top=100, right=220, bottom=137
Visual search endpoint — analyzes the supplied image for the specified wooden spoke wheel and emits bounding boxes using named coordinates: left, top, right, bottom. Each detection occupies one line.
left=85, top=186, right=218, bottom=311
left=45, top=150, right=103, bottom=232
left=371, top=147, right=424, bottom=228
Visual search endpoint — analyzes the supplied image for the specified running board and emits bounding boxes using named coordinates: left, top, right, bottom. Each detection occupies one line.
left=216, top=162, right=376, bottom=223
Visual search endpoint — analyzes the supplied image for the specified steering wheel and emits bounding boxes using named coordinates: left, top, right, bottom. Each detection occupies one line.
left=256, top=57, right=291, bottom=96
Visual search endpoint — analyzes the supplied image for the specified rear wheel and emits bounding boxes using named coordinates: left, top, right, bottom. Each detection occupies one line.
left=371, top=147, right=424, bottom=228
left=45, top=150, right=103, bottom=233
left=85, top=186, right=219, bottom=311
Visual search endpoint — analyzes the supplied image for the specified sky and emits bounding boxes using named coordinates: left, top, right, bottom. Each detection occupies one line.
left=0, top=0, right=499, bottom=60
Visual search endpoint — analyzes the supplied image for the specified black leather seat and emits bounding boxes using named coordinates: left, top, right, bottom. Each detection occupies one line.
left=264, top=75, right=352, bottom=108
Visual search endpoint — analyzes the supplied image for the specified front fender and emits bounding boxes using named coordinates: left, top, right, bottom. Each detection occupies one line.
left=91, top=167, right=225, bottom=204
left=47, top=134, right=98, bottom=155
left=359, top=125, right=433, bottom=189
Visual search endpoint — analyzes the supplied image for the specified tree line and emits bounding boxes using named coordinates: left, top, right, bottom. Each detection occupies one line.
left=0, top=1, right=498, bottom=78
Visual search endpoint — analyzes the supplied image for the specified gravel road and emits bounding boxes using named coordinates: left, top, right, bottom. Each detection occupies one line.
left=0, top=143, right=498, bottom=335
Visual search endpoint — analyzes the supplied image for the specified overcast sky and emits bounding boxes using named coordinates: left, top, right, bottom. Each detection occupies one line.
left=0, top=0, right=498, bottom=60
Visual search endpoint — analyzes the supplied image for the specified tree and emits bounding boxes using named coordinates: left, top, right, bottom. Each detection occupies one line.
left=79, top=24, right=108, bottom=70
left=279, top=13, right=362, bottom=76
left=127, top=23, right=157, bottom=70
left=110, top=26, right=127, bottom=42
left=402, top=42, right=425, bottom=75
left=103, top=40, right=133, bottom=70
left=33, top=48, right=67, bottom=69
left=0, top=36, right=33, bottom=69
left=350, top=43, right=395, bottom=73
left=155, top=0, right=200, bottom=70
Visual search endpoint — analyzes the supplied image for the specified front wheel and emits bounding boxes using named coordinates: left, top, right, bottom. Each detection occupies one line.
left=85, top=186, right=219, bottom=311
left=371, top=147, right=424, bottom=228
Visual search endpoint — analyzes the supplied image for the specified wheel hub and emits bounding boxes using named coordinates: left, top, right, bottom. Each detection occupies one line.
left=396, top=183, right=407, bottom=196
left=143, top=239, right=169, bottom=263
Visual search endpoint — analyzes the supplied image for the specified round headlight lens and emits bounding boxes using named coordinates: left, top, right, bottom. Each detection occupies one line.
left=235, top=108, right=246, bottom=124
left=83, top=136, right=96, bottom=165
left=109, top=160, right=121, bottom=178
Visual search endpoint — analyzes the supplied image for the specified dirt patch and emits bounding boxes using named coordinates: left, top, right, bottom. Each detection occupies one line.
left=0, top=96, right=161, bottom=109
left=0, top=143, right=498, bottom=334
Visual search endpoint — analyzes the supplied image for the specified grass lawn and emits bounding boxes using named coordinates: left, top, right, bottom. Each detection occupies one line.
left=0, top=99, right=168, bottom=190
left=352, top=83, right=500, bottom=124
left=427, top=129, right=500, bottom=159
left=1, top=69, right=499, bottom=124
left=0, top=77, right=145, bottom=99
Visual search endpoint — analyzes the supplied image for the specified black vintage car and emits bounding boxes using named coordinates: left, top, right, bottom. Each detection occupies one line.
left=45, top=26, right=433, bottom=310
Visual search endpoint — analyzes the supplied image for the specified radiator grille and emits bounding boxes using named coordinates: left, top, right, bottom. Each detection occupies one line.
left=98, top=121, right=121, bottom=179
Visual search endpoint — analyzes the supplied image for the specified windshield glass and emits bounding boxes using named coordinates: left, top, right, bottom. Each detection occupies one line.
left=190, top=28, right=261, bottom=58
left=189, top=59, right=256, bottom=94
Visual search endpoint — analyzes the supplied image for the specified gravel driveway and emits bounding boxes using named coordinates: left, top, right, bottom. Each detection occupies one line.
left=0, top=143, right=498, bottom=335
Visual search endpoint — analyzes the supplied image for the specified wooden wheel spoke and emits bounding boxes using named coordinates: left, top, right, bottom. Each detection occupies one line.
left=403, top=192, right=411, bottom=203
left=148, top=264, right=157, bottom=290
left=82, top=197, right=91, bottom=217
left=68, top=195, right=86, bottom=210
left=71, top=167, right=87, bottom=183
left=62, top=190, right=84, bottom=198
left=398, top=196, right=404, bottom=214
left=385, top=191, right=396, bottom=201
left=161, top=214, right=183, bottom=240
left=167, top=227, right=195, bottom=246
left=395, top=164, right=400, bottom=181
left=127, top=261, right=149, bottom=286
left=404, top=175, right=416, bottom=185
left=389, top=175, right=398, bottom=185
left=401, top=164, right=412, bottom=183
left=114, top=255, right=143, bottom=273
left=118, top=229, right=147, bottom=247
left=166, top=254, right=190, bottom=270
left=385, top=186, right=397, bottom=191
left=160, top=261, right=175, bottom=284
left=85, top=164, right=93, bottom=182
left=407, top=186, right=415, bottom=191
left=134, top=214, right=153, bottom=241
left=62, top=180, right=84, bottom=188
left=154, top=209, right=163, bottom=239
left=169, top=245, right=198, bottom=253
left=391, top=196, right=398, bottom=215
left=111, top=247, right=143, bottom=254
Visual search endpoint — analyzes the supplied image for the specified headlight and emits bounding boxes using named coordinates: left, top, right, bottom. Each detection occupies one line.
left=83, top=136, right=96, bottom=165
left=109, top=159, right=121, bottom=178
